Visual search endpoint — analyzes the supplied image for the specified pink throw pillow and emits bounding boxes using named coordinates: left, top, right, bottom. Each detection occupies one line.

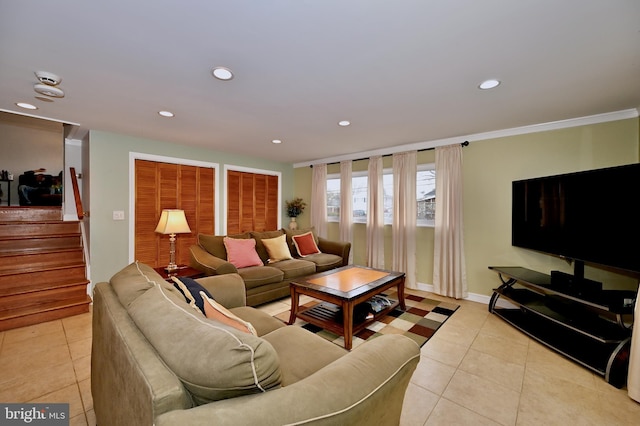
left=223, top=237, right=263, bottom=268
left=202, top=293, right=257, bottom=335
left=292, top=231, right=321, bottom=257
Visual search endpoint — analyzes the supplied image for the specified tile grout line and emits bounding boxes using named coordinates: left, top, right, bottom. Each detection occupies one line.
left=423, top=308, right=517, bottom=425
left=62, top=316, right=92, bottom=425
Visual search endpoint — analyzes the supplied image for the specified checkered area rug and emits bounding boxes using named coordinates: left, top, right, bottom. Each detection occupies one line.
left=274, top=291, right=459, bottom=349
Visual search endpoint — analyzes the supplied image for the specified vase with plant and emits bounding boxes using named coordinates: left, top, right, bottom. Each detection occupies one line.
left=285, top=197, right=306, bottom=230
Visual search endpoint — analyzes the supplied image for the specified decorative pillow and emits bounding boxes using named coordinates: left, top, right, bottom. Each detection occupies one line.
left=261, top=234, right=293, bottom=263
left=202, top=293, right=257, bottom=335
left=292, top=231, right=321, bottom=257
left=198, top=232, right=251, bottom=260
left=223, top=237, right=263, bottom=268
left=127, top=284, right=282, bottom=404
left=171, top=276, right=213, bottom=315
left=284, top=227, right=320, bottom=257
left=251, top=230, right=285, bottom=263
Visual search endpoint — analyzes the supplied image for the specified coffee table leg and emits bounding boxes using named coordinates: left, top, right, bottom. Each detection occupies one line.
left=342, top=301, right=354, bottom=350
left=397, top=276, right=406, bottom=310
left=288, top=287, right=300, bottom=325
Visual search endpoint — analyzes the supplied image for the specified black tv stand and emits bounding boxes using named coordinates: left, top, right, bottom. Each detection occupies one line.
left=488, top=266, right=634, bottom=388
left=550, top=270, right=603, bottom=299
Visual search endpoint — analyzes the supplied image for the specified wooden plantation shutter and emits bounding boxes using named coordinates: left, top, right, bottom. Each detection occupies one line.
left=254, top=174, right=267, bottom=231
left=134, top=159, right=215, bottom=268
left=227, top=171, right=241, bottom=234
left=227, top=170, right=278, bottom=234
left=134, top=160, right=159, bottom=264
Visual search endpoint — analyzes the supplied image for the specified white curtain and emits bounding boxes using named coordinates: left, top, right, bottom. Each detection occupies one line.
left=392, top=151, right=417, bottom=289
left=433, top=144, right=468, bottom=299
left=339, top=161, right=353, bottom=262
left=310, top=163, right=328, bottom=238
left=366, top=155, right=385, bottom=268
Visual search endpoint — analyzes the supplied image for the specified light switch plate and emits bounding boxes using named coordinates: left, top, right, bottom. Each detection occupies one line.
left=113, top=210, right=125, bottom=220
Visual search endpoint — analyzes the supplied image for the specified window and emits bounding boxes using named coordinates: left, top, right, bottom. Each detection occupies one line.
left=327, top=176, right=340, bottom=220
left=416, top=167, right=436, bottom=226
left=327, top=173, right=369, bottom=224
left=352, top=174, right=368, bottom=222
left=326, top=164, right=435, bottom=226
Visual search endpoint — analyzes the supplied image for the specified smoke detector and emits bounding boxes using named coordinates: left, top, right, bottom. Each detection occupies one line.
left=35, top=71, right=62, bottom=86
left=34, top=83, right=65, bottom=98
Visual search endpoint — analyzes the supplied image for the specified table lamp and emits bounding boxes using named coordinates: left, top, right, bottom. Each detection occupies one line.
left=155, top=209, right=191, bottom=272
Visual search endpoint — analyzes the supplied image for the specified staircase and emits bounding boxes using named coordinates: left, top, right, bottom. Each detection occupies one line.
left=0, top=206, right=91, bottom=331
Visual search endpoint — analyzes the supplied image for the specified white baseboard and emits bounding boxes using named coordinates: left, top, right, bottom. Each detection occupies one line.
left=415, top=282, right=517, bottom=309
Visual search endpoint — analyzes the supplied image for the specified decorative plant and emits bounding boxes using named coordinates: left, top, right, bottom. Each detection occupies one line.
left=285, top=197, right=306, bottom=218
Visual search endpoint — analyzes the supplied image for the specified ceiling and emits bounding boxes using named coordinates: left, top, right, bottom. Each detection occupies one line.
left=1, top=1, right=639, bottom=165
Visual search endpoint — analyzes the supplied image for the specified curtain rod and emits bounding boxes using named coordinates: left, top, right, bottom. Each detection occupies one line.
left=311, top=140, right=469, bottom=167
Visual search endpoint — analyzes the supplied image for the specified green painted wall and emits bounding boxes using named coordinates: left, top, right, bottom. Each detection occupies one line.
left=294, top=118, right=640, bottom=297
left=88, top=130, right=294, bottom=284
left=88, top=118, right=639, bottom=294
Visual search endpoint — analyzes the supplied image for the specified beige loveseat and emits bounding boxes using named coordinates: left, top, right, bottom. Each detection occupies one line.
left=91, top=262, right=420, bottom=426
left=189, top=228, right=351, bottom=306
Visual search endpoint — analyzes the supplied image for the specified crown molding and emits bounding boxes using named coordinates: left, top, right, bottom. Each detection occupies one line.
left=294, top=108, right=639, bottom=168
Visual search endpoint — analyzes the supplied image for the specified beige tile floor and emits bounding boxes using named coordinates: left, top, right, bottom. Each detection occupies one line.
left=0, top=311, right=94, bottom=426
left=1, top=288, right=638, bottom=426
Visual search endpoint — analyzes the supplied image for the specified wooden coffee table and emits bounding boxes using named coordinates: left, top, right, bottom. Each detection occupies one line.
left=288, top=265, right=406, bottom=350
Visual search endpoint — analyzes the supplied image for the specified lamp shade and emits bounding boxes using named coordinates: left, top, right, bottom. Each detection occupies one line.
left=155, top=209, right=191, bottom=235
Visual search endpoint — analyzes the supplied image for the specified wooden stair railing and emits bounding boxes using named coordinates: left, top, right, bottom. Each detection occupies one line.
left=69, top=167, right=84, bottom=220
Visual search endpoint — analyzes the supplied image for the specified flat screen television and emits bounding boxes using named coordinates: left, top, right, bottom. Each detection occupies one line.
left=512, top=163, right=640, bottom=279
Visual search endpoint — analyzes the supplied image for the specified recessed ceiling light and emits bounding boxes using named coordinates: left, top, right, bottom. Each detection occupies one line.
left=212, top=67, right=234, bottom=81
left=16, top=102, right=37, bottom=110
left=272, top=139, right=282, bottom=144
left=158, top=110, right=174, bottom=117
left=338, top=120, right=351, bottom=127
left=479, top=79, right=500, bottom=90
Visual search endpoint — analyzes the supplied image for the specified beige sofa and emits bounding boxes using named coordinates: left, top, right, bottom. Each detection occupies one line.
left=189, top=228, right=351, bottom=306
left=91, top=262, right=420, bottom=426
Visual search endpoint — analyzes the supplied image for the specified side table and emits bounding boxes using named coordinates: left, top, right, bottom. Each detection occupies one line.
left=153, top=265, right=204, bottom=282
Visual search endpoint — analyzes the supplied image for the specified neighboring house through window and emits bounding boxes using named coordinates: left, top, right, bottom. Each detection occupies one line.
left=327, top=164, right=435, bottom=227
